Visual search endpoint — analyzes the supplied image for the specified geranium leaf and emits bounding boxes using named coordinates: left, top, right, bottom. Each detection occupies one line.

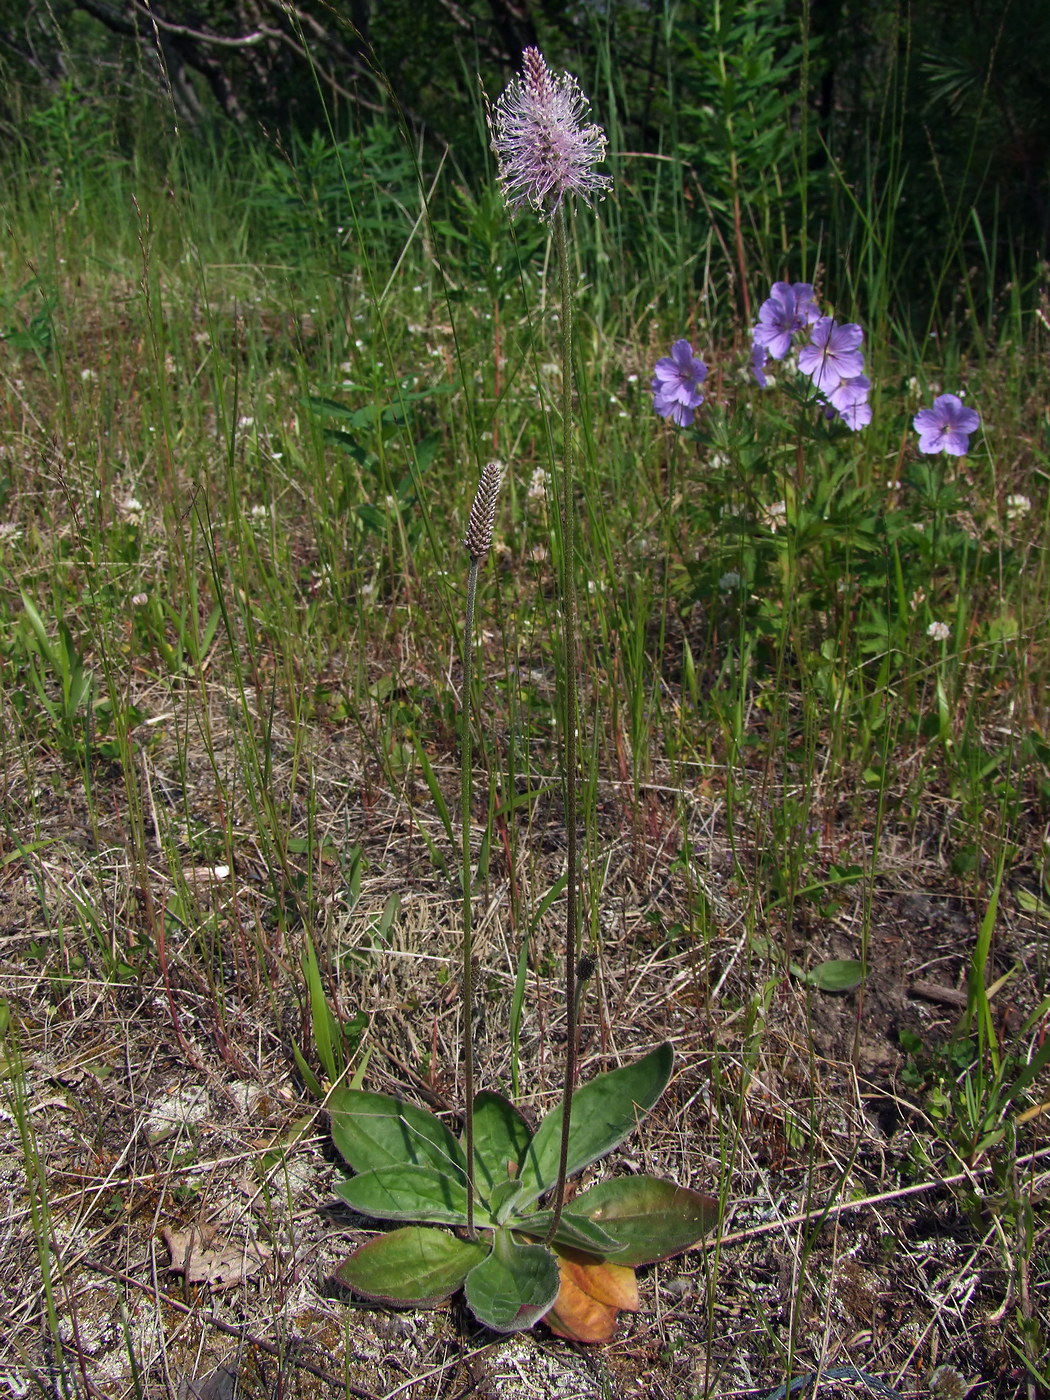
left=471, top=1091, right=533, bottom=1196
left=463, top=1228, right=559, bottom=1333
left=570, top=1175, right=718, bottom=1265
left=335, top=1226, right=484, bottom=1305
left=334, top=1164, right=471, bottom=1225
left=516, top=1044, right=673, bottom=1206
left=328, top=1089, right=466, bottom=1181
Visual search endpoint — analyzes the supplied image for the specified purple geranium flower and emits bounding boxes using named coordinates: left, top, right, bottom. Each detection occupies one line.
left=824, top=373, right=872, bottom=430
left=750, top=343, right=769, bottom=388
left=837, top=397, right=873, bottom=431
left=828, top=373, right=871, bottom=412
left=652, top=339, right=707, bottom=427
left=913, top=394, right=980, bottom=456
left=488, top=48, right=611, bottom=220
left=798, top=318, right=866, bottom=393
left=752, top=281, right=820, bottom=360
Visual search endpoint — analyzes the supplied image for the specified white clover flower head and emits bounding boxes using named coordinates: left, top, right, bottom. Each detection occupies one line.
left=927, top=620, right=951, bottom=642
left=1006, top=493, right=1031, bottom=520
left=251, top=503, right=268, bottom=519
left=763, top=500, right=787, bottom=532
left=719, top=571, right=742, bottom=593
left=132, top=592, right=149, bottom=607
left=527, top=466, right=550, bottom=502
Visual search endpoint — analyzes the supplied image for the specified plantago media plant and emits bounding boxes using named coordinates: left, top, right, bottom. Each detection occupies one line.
left=328, top=48, right=718, bottom=1340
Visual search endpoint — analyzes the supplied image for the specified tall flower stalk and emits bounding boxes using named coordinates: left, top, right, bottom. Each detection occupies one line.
left=489, top=46, right=609, bottom=1244
left=461, top=459, right=502, bottom=1239
left=548, top=201, right=578, bottom=1242
left=328, top=56, right=718, bottom=1342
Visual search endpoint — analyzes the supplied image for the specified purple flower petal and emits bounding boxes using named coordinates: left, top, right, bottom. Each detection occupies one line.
left=798, top=318, right=865, bottom=392
left=752, top=282, right=822, bottom=360
left=750, top=343, right=769, bottom=388
left=913, top=394, right=980, bottom=455
left=651, top=339, right=706, bottom=424
left=829, top=374, right=871, bottom=412
left=838, top=399, right=872, bottom=431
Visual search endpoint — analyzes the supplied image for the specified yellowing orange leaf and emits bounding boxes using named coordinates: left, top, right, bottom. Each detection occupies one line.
left=545, top=1248, right=639, bottom=1343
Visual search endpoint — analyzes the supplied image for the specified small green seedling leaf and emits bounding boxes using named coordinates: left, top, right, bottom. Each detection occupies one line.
left=471, top=1091, right=533, bottom=1195
left=334, top=1164, right=471, bottom=1225
left=329, top=1089, right=466, bottom=1181
left=1015, top=886, right=1050, bottom=919
left=791, top=958, right=864, bottom=992
left=517, top=1043, right=673, bottom=1206
left=463, top=1227, right=560, bottom=1333
left=335, top=1226, right=484, bottom=1305
left=570, top=1175, right=719, bottom=1266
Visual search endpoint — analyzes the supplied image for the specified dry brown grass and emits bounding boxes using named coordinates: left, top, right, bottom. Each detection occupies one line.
left=2, top=699, right=1048, bottom=1398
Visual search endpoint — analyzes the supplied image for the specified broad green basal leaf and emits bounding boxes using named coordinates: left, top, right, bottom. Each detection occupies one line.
left=335, top=1226, right=484, bottom=1305
left=463, top=1227, right=560, bottom=1333
left=570, top=1175, right=718, bottom=1266
left=470, top=1091, right=533, bottom=1196
left=329, top=1089, right=466, bottom=1181
left=334, top=1164, right=472, bottom=1225
left=516, top=1043, right=673, bottom=1207
left=488, top=1178, right=526, bottom=1223
left=516, top=1209, right=622, bottom=1254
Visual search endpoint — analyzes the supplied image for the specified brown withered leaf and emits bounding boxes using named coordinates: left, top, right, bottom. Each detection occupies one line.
left=162, top=1224, right=271, bottom=1291
left=545, top=1247, right=640, bottom=1343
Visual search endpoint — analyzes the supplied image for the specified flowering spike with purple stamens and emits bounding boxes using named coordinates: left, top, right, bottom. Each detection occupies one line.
left=651, top=340, right=707, bottom=427
left=913, top=394, right=980, bottom=456
left=488, top=48, right=611, bottom=221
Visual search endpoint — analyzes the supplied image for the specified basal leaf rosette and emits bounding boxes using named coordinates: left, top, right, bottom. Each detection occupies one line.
left=327, top=1044, right=719, bottom=1337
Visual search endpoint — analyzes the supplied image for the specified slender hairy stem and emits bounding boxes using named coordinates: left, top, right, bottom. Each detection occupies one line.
left=545, top=203, right=579, bottom=1245
left=460, top=458, right=501, bottom=1240
left=461, top=553, right=480, bottom=1239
